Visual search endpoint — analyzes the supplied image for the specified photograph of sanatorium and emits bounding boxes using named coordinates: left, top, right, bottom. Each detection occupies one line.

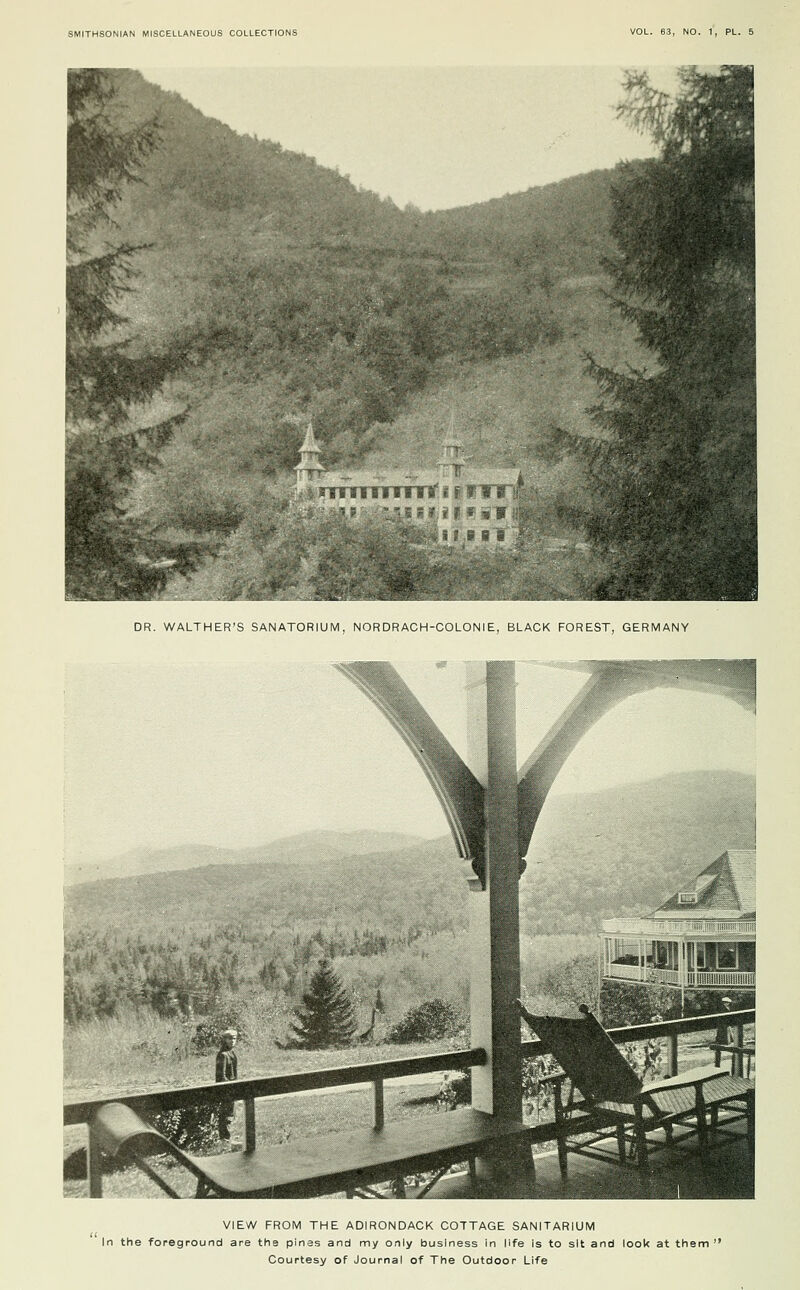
left=66, top=66, right=755, bottom=602
left=64, top=660, right=755, bottom=1199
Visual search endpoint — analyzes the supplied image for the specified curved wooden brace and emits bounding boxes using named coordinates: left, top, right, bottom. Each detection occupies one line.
left=516, top=667, right=657, bottom=864
left=336, top=659, right=755, bottom=885
left=335, top=662, right=487, bottom=885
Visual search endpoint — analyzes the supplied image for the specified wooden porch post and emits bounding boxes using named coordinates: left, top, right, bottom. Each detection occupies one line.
left=465, top=664, right=527, bottom=1190
left=598, top=939, right=605, bottom=1022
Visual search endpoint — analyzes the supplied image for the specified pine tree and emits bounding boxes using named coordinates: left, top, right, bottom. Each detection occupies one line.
left=66, top=69, right=186, bottom=599
left=286, top=958, right=357, bottom=1049
left=577, top=66, right=755, bottom=601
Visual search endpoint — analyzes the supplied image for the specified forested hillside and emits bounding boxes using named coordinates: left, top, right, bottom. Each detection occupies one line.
left=67, top=67, right=754, bottom=600
left=68, top=70, right=631, bottom=600
left=64, top=770, right=755, bottom=1026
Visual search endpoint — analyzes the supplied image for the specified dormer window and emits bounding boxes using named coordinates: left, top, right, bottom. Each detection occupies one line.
left=677, top=891, right=698, bottom=905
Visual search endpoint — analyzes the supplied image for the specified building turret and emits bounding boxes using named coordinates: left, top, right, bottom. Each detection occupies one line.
left=294, top=420, right=325, bottom=498
left=437, top=417, right=465, bottom=546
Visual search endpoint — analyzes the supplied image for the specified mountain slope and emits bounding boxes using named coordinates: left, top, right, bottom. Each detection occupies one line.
left=65, top=771, right=755, bottom=934
left=110, top=71, right=617, bottom=264
left=64, top=771, right=755, bottom=1025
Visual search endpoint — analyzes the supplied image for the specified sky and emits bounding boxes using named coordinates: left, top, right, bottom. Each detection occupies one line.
left=138, top=66, right=679, bottom=211
left=65, top=661, right=755, bottom=864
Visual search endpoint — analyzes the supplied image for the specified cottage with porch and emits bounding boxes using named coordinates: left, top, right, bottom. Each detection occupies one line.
left=601, top=849, right=756, bottom=996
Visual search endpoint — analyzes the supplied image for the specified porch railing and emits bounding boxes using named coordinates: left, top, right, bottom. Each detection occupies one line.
left=604, top=964, right=756, bottom=987
left=602, top=917, right=756, bottom=936
left=685, top=970, right=755, bottom=987
left=65, top=1009, right=754, bottom=1194
left=64, top=1046, right=488, bottom=1144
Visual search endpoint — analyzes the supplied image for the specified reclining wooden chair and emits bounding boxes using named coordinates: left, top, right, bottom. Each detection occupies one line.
left=89, top=1102, right=232, bottom=1197
left=518, top=1002, right=754, bottom=1195
left=88, top=1099, right=533, bottom=1199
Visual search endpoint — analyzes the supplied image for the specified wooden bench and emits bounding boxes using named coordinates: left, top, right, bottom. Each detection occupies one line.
left=89, top=1101, right=533, bottom=1199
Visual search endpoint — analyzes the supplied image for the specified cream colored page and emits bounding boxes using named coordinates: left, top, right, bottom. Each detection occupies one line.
left=3, top=1, right=799, bottom=1288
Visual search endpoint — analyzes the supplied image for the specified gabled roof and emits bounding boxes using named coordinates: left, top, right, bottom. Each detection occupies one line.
left=653, top=850, right=756, bottom=918
left=318, top=470, right=439, bottom=488
left=317, top=467, right=523, bottom=489
left=726, top=850, right=756, bottom=916
left=466, top=468, right=523, bottom=486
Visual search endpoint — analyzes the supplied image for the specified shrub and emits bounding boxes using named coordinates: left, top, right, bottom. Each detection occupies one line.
left=439, top=1054, right=563, bottom=1120
left=600, top=981, right=682, bottom=1027
left=438, top=1069, right=470, bottom=1109
left=152, top=1105, right=220, bottom=1154
left=191, top=1001, right=251, bottom=1055
left=387, top=999, right=460, bottom=1044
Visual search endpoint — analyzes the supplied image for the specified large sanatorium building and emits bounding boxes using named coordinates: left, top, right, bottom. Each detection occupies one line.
left=294, top=421, right=523, bottom=549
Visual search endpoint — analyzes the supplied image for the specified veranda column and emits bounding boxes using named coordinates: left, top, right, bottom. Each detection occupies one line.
left=465, top=662, right=523, bottom=1124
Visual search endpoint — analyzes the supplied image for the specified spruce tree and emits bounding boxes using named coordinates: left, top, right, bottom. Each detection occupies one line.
left=66, top=69, right=185, bottom=599
left=577, top=66, right=755, bottom=601
left=287, top=959, right=357, bottom=1049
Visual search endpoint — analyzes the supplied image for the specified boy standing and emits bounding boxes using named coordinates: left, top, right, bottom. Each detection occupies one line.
left=215, top=1028, right=238, bottom=1141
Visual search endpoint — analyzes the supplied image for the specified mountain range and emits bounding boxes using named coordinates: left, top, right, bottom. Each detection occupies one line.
left=65, top=829, right=424, bottom=887
left=65, top=771, right=755, bottom=936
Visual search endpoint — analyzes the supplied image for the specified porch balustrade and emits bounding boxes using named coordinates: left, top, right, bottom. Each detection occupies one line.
left=603, top=963, right=756, bottom=987
left=65, top=1009, right=754, bottom=1197
left=602, top=917, right=755, bottom=936
left=685, top=970, right=755, bottom=987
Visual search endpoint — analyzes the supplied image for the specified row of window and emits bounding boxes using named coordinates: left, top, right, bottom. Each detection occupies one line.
left=329, top=503, right=516, bottom=541
left=322, top=484, right=435, bottom=501
left=441, top=506, right=508, bottom=522
left=442, top=484, right=510, bottom=500
left=325, top=500, right=518, bottom=526
left=326, top=500, right=517, bottom=525
left=339, top=506, right=438, bottom=520
left=610, top=939, right=755, bottom=972
left=441, top=529, right=506, bottom=544
left=318, top=483, right=515, bottom=501
left=656, top=941, right=755, bottom=971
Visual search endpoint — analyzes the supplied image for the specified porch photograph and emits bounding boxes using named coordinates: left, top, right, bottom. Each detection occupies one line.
left=64, top=659, right=755, bottom=1200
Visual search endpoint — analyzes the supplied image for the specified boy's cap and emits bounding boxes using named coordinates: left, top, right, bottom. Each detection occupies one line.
left=220, top=1028, right=238, bottom=1038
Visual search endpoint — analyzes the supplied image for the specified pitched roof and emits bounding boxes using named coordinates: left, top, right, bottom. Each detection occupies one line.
left=726, top=850, right=756, bottom=916
left=441, top=418, right=464, bottom=449
left=467, top=468, right=523, bottom=486
left=299, top=420, right=320, bottom=454
left=653, top=850, right=756, bottom=918
left=317, top=467, right=522, bottom=488
left=318, top=470, right=440, bottom=488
